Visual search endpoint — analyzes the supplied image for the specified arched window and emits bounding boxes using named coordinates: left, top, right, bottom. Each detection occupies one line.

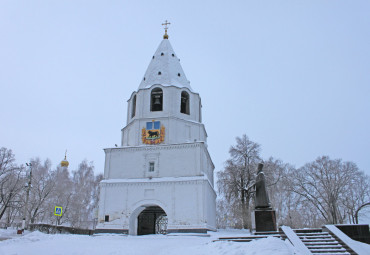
left=131, top=95, right=136, bottom=118
left=180, top=91, right=190, bottom=115
left=151, top=88, right=163, bottom=111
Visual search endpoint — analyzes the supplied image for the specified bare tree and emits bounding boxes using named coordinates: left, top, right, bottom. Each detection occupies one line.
left=0, top=148, right=24, bottom=221
left=289, top=156, right=362, bottom=224
left=47, top=165, right=73, bottom=225
left=342, top=170, right=370, bottom=224
left=262, top=157, right=290, bottom=226
left=217, top=135, right=261, bottom=229
left=0, top=148, right=104, bottom=229
left=69, top=160, right=96, bottom=228
left=26, top=158, right=55, bottom=224
left=91, top=173, right=103, bottom=221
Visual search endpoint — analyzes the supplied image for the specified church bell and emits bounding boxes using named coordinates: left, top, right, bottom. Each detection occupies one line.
left=154, top=96, right=161, bottom=105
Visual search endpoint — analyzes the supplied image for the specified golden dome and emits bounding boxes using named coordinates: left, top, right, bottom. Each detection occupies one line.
left=61, top=159, right=69, bottom=167
left=60, top=151, right=69, bottom=167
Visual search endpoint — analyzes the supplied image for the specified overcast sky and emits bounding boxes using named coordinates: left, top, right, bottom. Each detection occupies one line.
left=1, top=0, right=369, bottom=185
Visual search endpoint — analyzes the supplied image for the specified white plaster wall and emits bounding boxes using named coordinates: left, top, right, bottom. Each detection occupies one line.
left=96, top=178, right=216, bottom=233
left=104, top=143, right=214, bottom=182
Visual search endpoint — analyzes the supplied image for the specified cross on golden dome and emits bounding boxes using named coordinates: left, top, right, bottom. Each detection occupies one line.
left=60, top=150, right=69, bottom=167
left=162, top=20, right=171, bottom=39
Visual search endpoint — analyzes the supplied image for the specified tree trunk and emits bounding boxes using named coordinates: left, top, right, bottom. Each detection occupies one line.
left=0, top=193, right=13, bottom=220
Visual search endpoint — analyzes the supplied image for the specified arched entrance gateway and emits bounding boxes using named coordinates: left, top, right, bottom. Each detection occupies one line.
left=137, top=206, right=167, bottom=235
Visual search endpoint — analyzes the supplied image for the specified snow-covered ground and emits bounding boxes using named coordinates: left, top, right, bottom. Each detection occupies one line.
left=0, top=229, right=297, bottom=255
left=1, top=228, right=369, bottom=255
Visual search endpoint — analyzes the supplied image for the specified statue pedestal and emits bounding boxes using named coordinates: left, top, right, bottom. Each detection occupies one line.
left=254, top=209, right=277, bottom=232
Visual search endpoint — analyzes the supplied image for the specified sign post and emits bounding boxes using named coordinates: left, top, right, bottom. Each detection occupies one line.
left=54, top=206, right=62, bottom=227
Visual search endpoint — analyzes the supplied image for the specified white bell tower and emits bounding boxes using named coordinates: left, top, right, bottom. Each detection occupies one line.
left=96, top=23, right=216, bottom=235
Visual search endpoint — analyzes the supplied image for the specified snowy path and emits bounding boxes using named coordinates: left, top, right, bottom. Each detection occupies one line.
left=0, top=229, right=296, bottom=255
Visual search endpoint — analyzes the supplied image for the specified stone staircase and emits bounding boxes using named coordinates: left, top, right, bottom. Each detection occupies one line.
left=293, top=229, right=356, bottom=255
left=214, top=227, right=359, bottom=255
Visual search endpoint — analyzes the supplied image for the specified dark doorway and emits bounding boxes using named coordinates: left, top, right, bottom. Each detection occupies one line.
left=137, top=206, right=167, bottom=235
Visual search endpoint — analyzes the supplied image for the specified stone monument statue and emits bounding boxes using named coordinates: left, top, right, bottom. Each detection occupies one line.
left=255, top=163, right=271, bottom=209
left=253, top=163, right=277, bottom=232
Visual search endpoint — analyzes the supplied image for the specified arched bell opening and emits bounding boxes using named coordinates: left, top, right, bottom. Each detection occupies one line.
left=180, top=91, right=190, bottom=115
left=151, top=88, right=163, bottom=112
left=137, top=206, right=167, bottom=235
left=131, top=94, right=137, bottom=118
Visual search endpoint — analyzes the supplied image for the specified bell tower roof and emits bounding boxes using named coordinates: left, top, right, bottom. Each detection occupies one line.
left=138, top=38, right=192, bottom=91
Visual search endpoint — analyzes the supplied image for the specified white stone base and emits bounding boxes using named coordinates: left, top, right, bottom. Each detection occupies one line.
left=96, top=176, right=216, bottom=235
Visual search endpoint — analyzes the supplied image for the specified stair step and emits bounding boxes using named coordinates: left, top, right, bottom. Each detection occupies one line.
left=300, top=235, right=333, bottom=239
left=311, top=253, right=349, bottom=255
left=215, top=235, right=282, bottom=243
left=218, top=236, right=273, bottom=240
left=294, top=228, right=322, bottom=233
left=254, top=231, right=282, bottom=235
left=296, top=232, right=330, bottom=236
left=309, top=248, right=347, bottom=251
left=225, top=239, right=253, bottom=242
left=303, top=241, right=339, bottom=245
left=311, top=253, right=350, bottom=255
left=307, top=245, right=342, bottom=249
left=302, top=239, right=336, bottom=242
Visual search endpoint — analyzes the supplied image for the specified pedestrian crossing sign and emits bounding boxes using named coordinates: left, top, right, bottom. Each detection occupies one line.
left=54, top=206, right=62, bottom=216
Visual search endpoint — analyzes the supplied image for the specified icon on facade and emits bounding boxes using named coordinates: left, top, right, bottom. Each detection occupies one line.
left=142, top=121, right=165, bottom=144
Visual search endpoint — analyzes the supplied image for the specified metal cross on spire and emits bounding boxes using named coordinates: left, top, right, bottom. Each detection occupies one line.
left=162, top=20, right=171, bottom=39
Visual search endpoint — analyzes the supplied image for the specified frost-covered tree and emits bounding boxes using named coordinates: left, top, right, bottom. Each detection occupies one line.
left=261, top=157, right=290, bottom=226
left=91, top=173, right=103, bottom=223
left=47, top=165, right=73, bottom=225
left=342, top=170, right=370, bottom=224
left=217, top=135, right=261, bottom=229
left=289, top=156, right=365, bottom=224
left=216, top=136, right=290, bottom=230
left=69, top=160, right=96, bottom=228
left=0, top=148, right=103, bottom=229
left=0, top=148, right=24, bottom=221
left=26, top=158, right=55, bottom=224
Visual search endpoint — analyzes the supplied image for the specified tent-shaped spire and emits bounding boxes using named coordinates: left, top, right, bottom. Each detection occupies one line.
left=138, top=39, right=192, bottom=91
